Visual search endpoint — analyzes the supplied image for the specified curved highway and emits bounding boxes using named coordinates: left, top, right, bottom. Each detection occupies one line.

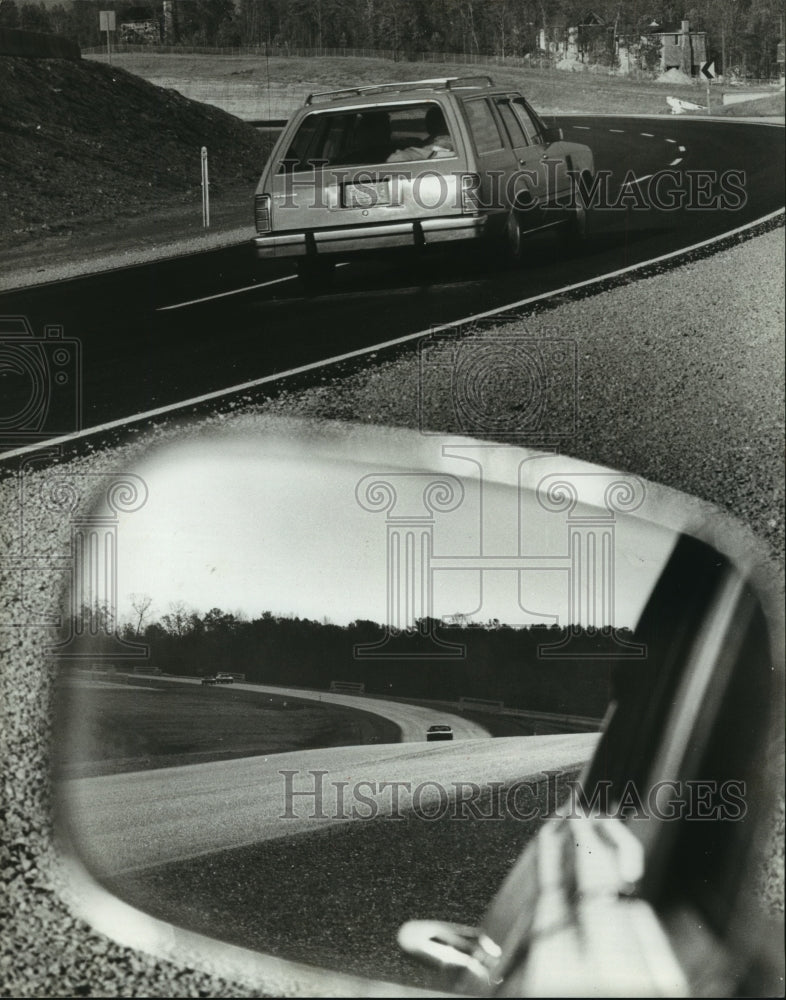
left=164, top=676, right=492, bottom=742
left=62, top=732, right=599, bottom=876
left=1, top=117, right=782, bottom=450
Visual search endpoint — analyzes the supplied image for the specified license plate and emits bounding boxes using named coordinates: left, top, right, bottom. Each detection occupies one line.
left=343, top=179, right=390, bottom=209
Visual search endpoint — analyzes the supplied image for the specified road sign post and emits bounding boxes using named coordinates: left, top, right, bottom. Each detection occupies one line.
left=201, top=147, right=210, bottom=228
left=99, top=11, right=115, bottom=64
left=701, top=60, right=716, bottom=114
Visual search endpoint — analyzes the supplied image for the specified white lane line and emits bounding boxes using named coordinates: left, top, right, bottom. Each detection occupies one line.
left=669, top=158, right=683, bottom=167
left=679, top=145, right=687, bottom=152
left=609, top=128, right=625, bottom=133
left=620, top=173, right=654, bottom=188
left=2, top=207, right=783, bottom=464
left=158, top=261, right=352, bottom=311
left=665, top=138, right=678, bottom=144
left=573, top=125, right=591, bottom=130
left=640, top=132, right=655, bottom=137
left=157, top=274, right=296, bottom=311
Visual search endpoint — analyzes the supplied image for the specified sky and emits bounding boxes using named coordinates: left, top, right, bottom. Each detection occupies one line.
left=109, top=427, right=677, bottom=632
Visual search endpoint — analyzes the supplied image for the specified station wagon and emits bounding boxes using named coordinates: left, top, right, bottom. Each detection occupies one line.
left=252, top=77, right=595, bottom=289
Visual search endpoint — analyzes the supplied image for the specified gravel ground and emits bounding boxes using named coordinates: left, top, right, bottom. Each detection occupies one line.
left=1, top=224, right=784, bottom=996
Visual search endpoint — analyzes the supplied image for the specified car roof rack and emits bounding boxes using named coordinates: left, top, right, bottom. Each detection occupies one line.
left=304, top=76, right=495, bottom=105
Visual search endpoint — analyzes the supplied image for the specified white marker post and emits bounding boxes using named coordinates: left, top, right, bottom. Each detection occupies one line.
left=99, top=11, right=115, bottom=65
left=701, top=60, right=716, bottom=114
left=201, top=147, right=210, bottom=228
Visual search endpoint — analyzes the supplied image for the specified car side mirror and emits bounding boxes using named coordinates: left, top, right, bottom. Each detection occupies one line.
left=49, top=415, right=783, bottom=996
left=541, top=126, right=564, bottom=144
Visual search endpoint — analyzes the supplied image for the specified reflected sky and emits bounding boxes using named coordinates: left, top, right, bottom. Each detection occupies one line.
left=112, top=430, right=677, bottom=631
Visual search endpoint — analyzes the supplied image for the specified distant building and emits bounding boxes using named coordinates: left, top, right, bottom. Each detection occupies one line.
left=648, top=19, right=707, bottom=75
left=119, top=20, right=160, bottom=44
left=119, top=4, right=160, bottom=44
left=541, top=14, right=708, bottom=76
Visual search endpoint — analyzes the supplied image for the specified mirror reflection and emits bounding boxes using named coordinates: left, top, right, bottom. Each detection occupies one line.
left=53, top=418, right=761, bottom=989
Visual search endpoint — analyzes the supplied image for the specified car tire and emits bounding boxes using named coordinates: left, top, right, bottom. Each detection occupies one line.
left=298, top=258, right=335, bottom=294
left=500, top=210, right=525, bottom=264
left=559, top=176, right=591, bottom=253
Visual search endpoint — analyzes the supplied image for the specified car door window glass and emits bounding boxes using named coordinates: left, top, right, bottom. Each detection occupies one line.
left=496, top=100, right=530, bottom=148
left=464, top=98, right=504, bottom=152
left=511, top=98, right=544, bottom=145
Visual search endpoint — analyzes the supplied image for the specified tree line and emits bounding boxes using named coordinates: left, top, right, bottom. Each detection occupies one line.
left=65, top=601, right=649, bottom=718
left=0, top=0, right=782, bottom=78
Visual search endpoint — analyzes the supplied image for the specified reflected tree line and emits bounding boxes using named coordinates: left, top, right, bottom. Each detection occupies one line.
left=68, top=601, right=640, bottom=717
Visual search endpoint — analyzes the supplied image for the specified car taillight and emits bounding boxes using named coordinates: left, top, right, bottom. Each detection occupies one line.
left=255, top=194, right=272, bottom=233
left=460, top=172, right=481, bottom=214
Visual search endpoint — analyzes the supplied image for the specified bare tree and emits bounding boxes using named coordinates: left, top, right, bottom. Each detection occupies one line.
left=130, top=593, right=153, bottom=637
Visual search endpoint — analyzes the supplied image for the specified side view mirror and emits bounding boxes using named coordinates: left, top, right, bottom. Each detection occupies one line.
left=48, top=415, right=783, bottom=997
left=541, top=125, right=564, bottom=144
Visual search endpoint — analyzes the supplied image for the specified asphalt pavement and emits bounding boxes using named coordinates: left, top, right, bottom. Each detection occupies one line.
left=62, top=733, right=598, bottom=876
left=0, top=117, right=783, bottom=450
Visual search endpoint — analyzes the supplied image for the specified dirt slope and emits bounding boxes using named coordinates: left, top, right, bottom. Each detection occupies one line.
left=0, top=54, right=274, bottom=243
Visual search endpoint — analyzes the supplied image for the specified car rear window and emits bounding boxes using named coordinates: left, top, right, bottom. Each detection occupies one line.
left=277, top=101, right=456, bottom=172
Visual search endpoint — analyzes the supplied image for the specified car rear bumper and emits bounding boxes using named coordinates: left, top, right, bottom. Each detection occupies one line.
left=253, top=216, right=487, bottom=259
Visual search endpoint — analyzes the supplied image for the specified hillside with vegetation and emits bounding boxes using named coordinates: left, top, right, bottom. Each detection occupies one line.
left=0, top=52, right=273, bottom=242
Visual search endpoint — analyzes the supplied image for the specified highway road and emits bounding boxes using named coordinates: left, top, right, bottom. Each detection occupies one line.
left=1, top=117, right=783, bottom=454
left=164, top=676, right=492, bottom=743
left=62, top=732, right=599, bottom=877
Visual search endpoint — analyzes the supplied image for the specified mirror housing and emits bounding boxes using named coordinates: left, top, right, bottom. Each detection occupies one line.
left=542, top=125, right=564, bottom=144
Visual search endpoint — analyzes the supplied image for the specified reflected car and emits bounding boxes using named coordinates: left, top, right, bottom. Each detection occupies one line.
left=252, top=77, right=595, bottom=289
left=426, top=725, right=454, bottom=742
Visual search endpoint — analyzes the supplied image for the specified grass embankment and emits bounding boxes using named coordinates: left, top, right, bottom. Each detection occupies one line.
left=108, top=768, right=579, bottom=987
left=718, top=91, right=785, bottom=116
left=56, top=676, right=399, bottom=777
left=0, top=54, right=275, bottom=245
left=91, top=51, right=713, bottom=116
